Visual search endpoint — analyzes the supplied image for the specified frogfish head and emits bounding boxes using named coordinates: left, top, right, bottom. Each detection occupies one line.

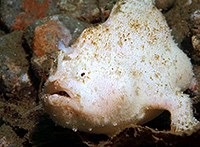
left=42, top=49, right=137, bottom=135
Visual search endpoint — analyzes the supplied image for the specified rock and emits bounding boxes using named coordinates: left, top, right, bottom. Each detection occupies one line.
left=191, top=10, right=200, bottom=53
left=0, top=0, right=22, bottom=30
left=0, top=31, right=5, bottom=37
left=190, top=10, right=200, bottom=35
left=57, top=0, right=97, bottom=19
left=188, top=10, right=200, bottom=62
left=192, top=65, right=200, bottom=104
left=0, top=0, right=59, bottom=30
left=191, top=35, right=200, bottom=63
left=163, top=0, right=200, bottom=45
left=101, top=126, right=200, bottom=146
left=155, top=0, right=175, bottom=11
left=0, top=31, right=35, bottom=99
left=0, top=125, right=22, bottom=146
left=0, top=137, right=9, bottom=147
left=24, top=15, right=90, bottom=81
left=75, top=0, right=115, bottom=23
left=0, top=0, right=112, bottom=31
left=192, top=35, right=200, bottom=53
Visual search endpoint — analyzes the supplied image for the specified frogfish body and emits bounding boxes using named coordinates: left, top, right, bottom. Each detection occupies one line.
left=43, top=0, right=199, bottom=135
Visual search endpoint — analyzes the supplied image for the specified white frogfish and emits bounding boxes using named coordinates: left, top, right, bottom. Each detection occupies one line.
left=43, top=0, right=199, bottom=135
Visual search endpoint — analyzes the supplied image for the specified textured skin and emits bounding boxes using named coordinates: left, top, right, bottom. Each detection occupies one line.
left=43, top=0, right=199, bottom=135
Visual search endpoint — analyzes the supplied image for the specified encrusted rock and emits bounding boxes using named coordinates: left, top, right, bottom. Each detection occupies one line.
left=163, top=0, right=200, bottom=45
left=0, top=0, right=59, bottom=30
left=189, top=10, right=200, bottom=61
left=24, top=15, right=89, bottom=81
left=192, top=35, right=200, bottom=53
left=0, top=0, right=111, bottom=31
left=155, top=0, right=175, bottom=11
left=0, top=31, right=35, bottom=99
left=190, top=10, right=200, bottom=35
left=0, top=31, right=5, bottom=37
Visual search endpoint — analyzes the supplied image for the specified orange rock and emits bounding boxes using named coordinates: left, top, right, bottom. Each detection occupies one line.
left=33, top=20, right=71, bottom=57
left=12, top=0, right=50, bottom=30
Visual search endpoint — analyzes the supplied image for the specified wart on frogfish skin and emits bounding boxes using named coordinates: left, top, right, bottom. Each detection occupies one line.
left=43, top=0, right=199, bottom=136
